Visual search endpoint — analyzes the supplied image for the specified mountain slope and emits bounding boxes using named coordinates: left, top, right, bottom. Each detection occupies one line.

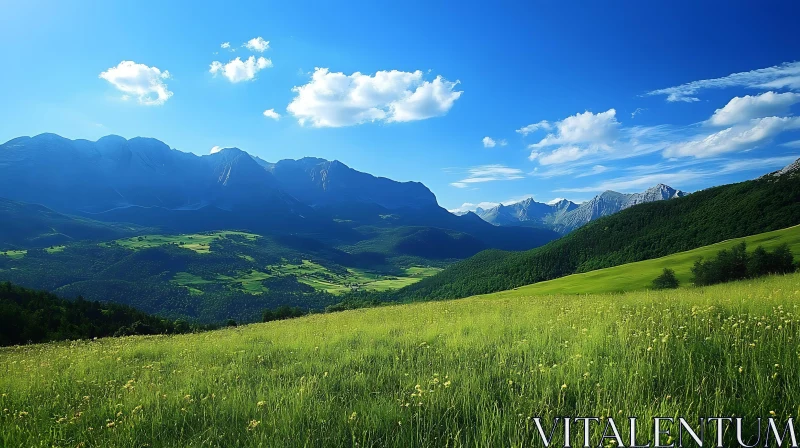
left=0, top=197, right=143, bottom=250
left=262, top=157, right=438, bottom=209
left=395, top=158, right=800, bottom=301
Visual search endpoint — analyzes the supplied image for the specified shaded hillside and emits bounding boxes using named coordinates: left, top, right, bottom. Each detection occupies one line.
left=395, top=160, right=800, bottom=301
left=0, top=197, right=142, bottom=250
left=0, top=282, right=204, bottom=346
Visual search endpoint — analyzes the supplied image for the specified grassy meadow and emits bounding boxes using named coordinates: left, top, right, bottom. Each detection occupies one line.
left=496, top=224, right=800, bottom=298
left=2, top=273, right=799, bottom=447
left=108, top=231, right=261, bottom=254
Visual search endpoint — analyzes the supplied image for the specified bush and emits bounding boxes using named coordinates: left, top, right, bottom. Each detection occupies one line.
left=262, top=306, right=307, bottom=322
left=652, top=268, right=679, bottom=289
left=692, top=242, right=796, bottom=287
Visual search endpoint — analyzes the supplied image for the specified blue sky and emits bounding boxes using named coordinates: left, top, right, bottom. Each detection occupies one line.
left=1, top=1, right=800, bottom=211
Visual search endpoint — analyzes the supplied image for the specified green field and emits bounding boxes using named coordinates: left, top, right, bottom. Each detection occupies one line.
left=1, top=273, right=798, bottom=446
left=493, top=224, right=800, bottom=298
left=0, top=250, right=26, bottom=259
left=109, top=231, right=260, bottom=254
left=173, top=260, right=442, bottom=295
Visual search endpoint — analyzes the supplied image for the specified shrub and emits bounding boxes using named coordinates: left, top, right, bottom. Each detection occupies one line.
left=692, top=242, right=797, bottom=287
left=262, top=306, right=307, bottom=322
left=652, top=268, right=680, bottom=289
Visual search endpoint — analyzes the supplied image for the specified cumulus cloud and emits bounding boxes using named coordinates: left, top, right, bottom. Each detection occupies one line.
left=482, top=137, right=507, bottom=148
left=244, top=37, right=270, bottom=52
left=221, top=42, right=231, bottom=49
left=99, top=61, right=173, bottom=106
left=708, top=91, right=800, bottom=126
left=646, top=61, right=800, bottom=102
left=664, top=116, right=800, bottom=158
left=209, top=56, right=272, bottom=83
left=210, top=146, right=224, bottom=154
left=527, top=109, right=620, bottom=165
left=286, top=68, right=462, bottom=127
left=263, top=108, right=281, bottom=120
left=531, top=109, right=620, bottom=148
left=516, top=120, right=551, bottom=136
left=449, top=164, right=524, bottom=188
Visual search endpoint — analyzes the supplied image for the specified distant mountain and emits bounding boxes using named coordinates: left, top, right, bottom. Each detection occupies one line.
left=394, top=158, right=800, bottom=302
left=475, top=184, right=686, bottom=233
left=477, top=198, right=578, bottom=228
left=260, top=157, right=438, bottom=209
left=0, top=134, right=558, bottom=253
left=553, top=184, right=687, bottom=233
left=0, top=134, right=298, bottom=213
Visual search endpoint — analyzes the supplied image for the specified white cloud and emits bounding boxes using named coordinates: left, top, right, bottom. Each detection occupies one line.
left=482, top=136, right=507, bottom=148
left=516, top=120, right=551, bottom=136
left=529, top=146, right=603, bottom=165
left=577, top=165, right=609, bottom=177
left=449, top=164, right=524, bottom=188
left=221, top=42, right=231, bottom=49
left=210, top=146, right=224, bottom=154
left=664, top=116, right=800, bottom=158
left=99, top=61, right=173, bottom=106
left=646, top=61, right=800, bottom=102
left=527, top=109, right=620, bottom=165
left=631, top=108, right=646, bottom=118
left=531, top=109, right=619, bottom=148
left=209, top=56, right=272, bottom=83
left=263, top=108, right=281, bottom=120
left=286, top=68, right=462, bottom=127
left=708, top=91, right=800, bottom=126
left=782, top=139, right=800, bottom=148
left=244, top=37, right=270, bottom=53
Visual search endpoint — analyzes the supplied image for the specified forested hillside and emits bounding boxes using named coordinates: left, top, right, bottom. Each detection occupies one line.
left=395, top=166, right=800, bottom=301
left=0, top=282, right=204, bottom=346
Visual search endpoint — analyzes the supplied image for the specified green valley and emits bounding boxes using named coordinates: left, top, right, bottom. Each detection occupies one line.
left=0, top=230, right=442, bottom=322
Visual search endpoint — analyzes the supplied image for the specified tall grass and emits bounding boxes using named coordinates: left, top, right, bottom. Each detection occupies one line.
left=1, top=274, right=799, bottom=447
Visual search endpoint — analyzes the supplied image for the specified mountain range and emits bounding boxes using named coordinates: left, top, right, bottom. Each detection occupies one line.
left=475, top=184, right=687, bottom=233
left=0, top=133, right=557, bottom=253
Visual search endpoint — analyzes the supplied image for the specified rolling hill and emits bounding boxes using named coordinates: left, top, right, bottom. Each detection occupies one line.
left=395, top=158, right=800, bottom=301
left=486, top=224, right=800, bottom=298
